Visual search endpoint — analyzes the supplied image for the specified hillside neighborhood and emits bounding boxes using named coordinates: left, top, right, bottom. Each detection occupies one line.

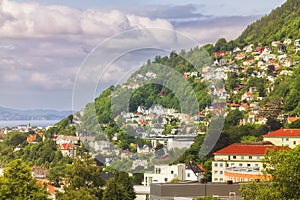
left=0, top=37, right=300, bottom=199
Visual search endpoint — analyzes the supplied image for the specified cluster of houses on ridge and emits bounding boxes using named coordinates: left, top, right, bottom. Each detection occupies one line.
left=209, top=38, right=300, bottom=126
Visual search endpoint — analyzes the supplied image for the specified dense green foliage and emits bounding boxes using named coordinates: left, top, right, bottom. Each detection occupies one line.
left=237, top=0, right=300, bottom=45
left=263, top=65, right=300, bottom=116
left=61, top=155, right=104, bottom=199
left=0, top=159, right=50, bottom=200
left=0, top=132, right=73, bottom=187
left=102, top=172, right=136, bottom=200
left=46, top=114, right=76, bottom=137
left=240, top=146, right=300, bottom=199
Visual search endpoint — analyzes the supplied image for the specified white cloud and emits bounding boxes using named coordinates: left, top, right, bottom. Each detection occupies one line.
left=29, top=72, right=73, bottom=90
left=0, top=0, right=174, bottom=40
left=0, top=0, right=266, bottom=110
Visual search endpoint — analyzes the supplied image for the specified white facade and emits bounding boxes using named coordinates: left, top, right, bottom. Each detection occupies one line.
left=143, top=164, right=201, bottom=186
left=263, top=128, right=300, bottom=149
left=212, top=154, right=263, bottom=183
left=211, top=142, right=286, bottom=183
left=263, top=136, right=300, bottom=149
left=55, top=135, right=79, bottom=145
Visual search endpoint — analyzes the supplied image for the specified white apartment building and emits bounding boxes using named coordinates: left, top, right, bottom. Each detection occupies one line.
left=212, top=142, right=288, bottom=183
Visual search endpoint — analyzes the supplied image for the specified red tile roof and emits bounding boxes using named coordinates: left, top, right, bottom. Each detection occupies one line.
left=61, top=143, right=73, bottom=150
left=214, top=142, right=289, bottom=155
left=214, top=52, right=225, bottom=58
left=263, top=128, right=300, bottom=137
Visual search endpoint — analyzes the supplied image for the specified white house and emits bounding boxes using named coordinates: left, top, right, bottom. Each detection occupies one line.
left=294, top=39, right=300, bottom=47
left=60, top=143, right=76, bottom=157
left=241, top=92, right=254, bottom=102
left=55, top=135, right=79, bottom=145
left=143, top=162, right=204, bottom=186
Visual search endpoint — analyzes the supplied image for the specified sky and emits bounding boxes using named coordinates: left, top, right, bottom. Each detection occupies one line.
left=0, top=0, right=286, bottom=111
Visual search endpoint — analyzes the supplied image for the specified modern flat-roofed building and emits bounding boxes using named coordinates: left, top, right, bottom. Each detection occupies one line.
left=150, top=182, right=243, bottom=200
left=143, top=162, right=204, bottom=186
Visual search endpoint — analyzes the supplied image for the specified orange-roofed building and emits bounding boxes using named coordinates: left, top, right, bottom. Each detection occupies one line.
left=27, top=135, right=37, bottom=143
left=212, top=142, right=290, bottom=183
left=263, top=128, right=300, bottom=149
left=287, top=116, right=300, bottom=124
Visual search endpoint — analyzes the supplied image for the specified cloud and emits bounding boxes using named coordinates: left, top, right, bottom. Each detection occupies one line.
left=0, top=0, right=174, bottom=40
left=175, top=15, right=261, bottom=44
left=28, top=72, right=74, bottom=90
left=0, top=0, right=263, bottom=110
left=140, top=4, right=208, bottom=21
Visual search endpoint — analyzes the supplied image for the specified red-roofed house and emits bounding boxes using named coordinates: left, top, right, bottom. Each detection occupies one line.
left=241, top=92, right=254, bottom=102
left=0, top=133, right=6, bottom=141
left=263, top=128, right=300, bottom=148
left=212, top=142, right=289, bottom=183
left=27, top=135, right=37, bottom=143
left=214, top=52, right=225, bottom=58
left=60, top=143, right=77, bottom=157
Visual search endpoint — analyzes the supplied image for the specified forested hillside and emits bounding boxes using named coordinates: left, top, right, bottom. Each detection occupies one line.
left=237, top=0, right=300, bottom=45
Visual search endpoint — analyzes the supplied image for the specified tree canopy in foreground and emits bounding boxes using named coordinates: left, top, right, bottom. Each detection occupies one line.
left=240, top=145, right=300, bottom=199
left=0, top=159, right=50, bottom=200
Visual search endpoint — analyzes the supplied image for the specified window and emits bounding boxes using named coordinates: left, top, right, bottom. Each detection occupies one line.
left=233, top=156, right=236, bottom=159
left=220, top=171, right=223, bottom=175
left=214, top=163, right=218, bottom=167
left=214, top=178, right=218, bottom=182
left=187, top=173, right=190, bottom=177
left=285, top=138, right=289, bottom=141
left=231, top=163, right=235, bottom=166
left=220, top=178, right=223, bottom=182
left=171, top=170, right=174, bottom=174
left=249, top=156, right=252, bottom=160
left=257, top=156, right=261, bottom=160
left=220, top=163, right=223, bottom=167
left=247, top=164, right=251, bottom=167
left=239, top=163, right=243, bottom=167
left=294, top=141, right=297, bottom=145
left=164, top=178, right=168, bottom=182
left=255, top=164, right=259, bottom=167
left=214, top=171, right=218, bottom=174
left=241, top=156, right=244, bottom=160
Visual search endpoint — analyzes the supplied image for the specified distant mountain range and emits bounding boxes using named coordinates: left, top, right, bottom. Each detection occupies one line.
left=0, top=106, right=73, bottom=121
